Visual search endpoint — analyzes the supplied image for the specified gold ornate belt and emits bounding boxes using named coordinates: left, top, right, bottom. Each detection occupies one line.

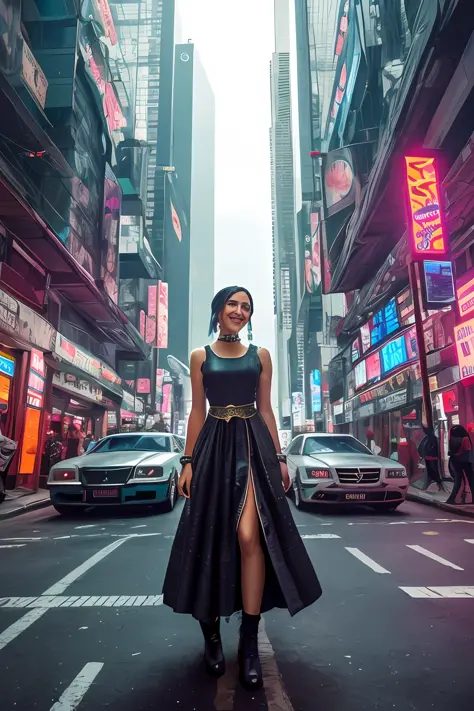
left=208, top=403, right=257, bottom=423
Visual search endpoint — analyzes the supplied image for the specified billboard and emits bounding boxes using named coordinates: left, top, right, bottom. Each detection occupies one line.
left=310, top=370, right=322, bottom=414
left=102, top=165, right=122, bottom=303
left=158, top=281, right=168, bottom=348
left=405, top=156, right=448, bottom=259
left=146, top=285, right=157, bottom=345
left=456, top=267, right=474, bottom=320
left=455, top=317, right=474, bottom=381
left=422, top=260, right=455, bottom=309
left=305, top=210, right=322, bottom=293
left=292, top=392, right=304, bottom=428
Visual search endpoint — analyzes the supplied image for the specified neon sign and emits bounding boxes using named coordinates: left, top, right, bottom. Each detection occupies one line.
left=405, top=156, right=447, bottom=258
left=455, top=316, right=474, bottom=380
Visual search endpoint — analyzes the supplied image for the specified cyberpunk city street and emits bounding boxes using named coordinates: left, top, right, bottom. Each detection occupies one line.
left=1, top=500, right=473, bottom=711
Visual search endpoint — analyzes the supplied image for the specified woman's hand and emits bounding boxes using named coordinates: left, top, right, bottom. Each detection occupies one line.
left=178, top=464, right=193, bottom=499
left=280, top=461, right=291, bottom=493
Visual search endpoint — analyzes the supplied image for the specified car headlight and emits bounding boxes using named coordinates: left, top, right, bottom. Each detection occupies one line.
left=386, top=469, right=407, bottom=478
left=50, top=469, right=77, bottom=482
left=305, top=468, right=332, bottom=480
left=134, top=466, right=164, bottom=479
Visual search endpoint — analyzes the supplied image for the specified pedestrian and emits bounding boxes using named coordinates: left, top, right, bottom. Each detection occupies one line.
left=446, top=425, right=474, bottom=505
left=417, top=425, right=444, bottom=491
left=162, top=286, right=322, bottom=690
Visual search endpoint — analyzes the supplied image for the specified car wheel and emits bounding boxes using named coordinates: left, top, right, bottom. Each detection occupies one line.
left=161, top=474, right=177, bottom=513
left=53, top=505, right=86, bottom=517
left=293, top=479, right=303, bottom=509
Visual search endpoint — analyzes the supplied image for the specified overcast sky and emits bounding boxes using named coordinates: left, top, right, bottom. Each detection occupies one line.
left=176, top=0, right=276, bottom=357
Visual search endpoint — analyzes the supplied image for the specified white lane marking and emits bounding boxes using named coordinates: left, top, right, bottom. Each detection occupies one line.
left=0, top=609, right=48, bottom=651
left=406, top=545, right=464, bottom=570
left=50, top=662, right=104, bottom=711
left=54, top=536, right=73, bottom=540
left=301, top=534, right=340, bottom=539
left=465, top=539, right=474, bottom=544
left=0, top=537, right=43, bottom=541
left=214, top=660, right=238, bottom=710
left=400, top=586, right=474, bottom=598
left=0, top=595, right=164, bottom=608
left=43, top=538, right=129, bottom=595
left=131, top=525, right=147, bottom=529
left=259, top=618, right=294, bottom=711
left=74, top=525, right=98, bottom=530
left=0, top=544, right=26, bottom=548
left=345, top=547, right=391, bottom=574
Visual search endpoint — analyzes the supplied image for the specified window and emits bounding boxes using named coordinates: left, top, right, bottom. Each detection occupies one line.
left=93, top=435, right=172, bottom=453
left=303, top=436, right=371, bottom=456
left=288, top=436, right=304, bottom=455
left=173, top=437, right=184, bottom=453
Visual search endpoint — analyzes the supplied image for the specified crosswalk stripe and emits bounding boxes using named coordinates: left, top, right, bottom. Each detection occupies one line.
left=401, top=586, right=474, bottom=598
left=301, top=534, right=341, bottom=539
left=406, top=545, right=464, bottom=570
left=345, top=547, right=391, bottom=574
left=50, top=662, right=104, bottom=711
left=0, top=595, right=165, bottom=608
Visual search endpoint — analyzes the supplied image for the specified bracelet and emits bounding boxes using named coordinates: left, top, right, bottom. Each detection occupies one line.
left=276, top=453, right=287, bottom=464
left=180, top=455, right=193, bottom=466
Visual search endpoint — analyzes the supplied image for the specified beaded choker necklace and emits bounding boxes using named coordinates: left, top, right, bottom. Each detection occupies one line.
left=217, top=334, right=241, bottom=343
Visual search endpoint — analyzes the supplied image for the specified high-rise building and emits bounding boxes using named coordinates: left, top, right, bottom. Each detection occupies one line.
left=270, top=0, right=297, bottom=430
left=159, top=43, right=215, bottom=424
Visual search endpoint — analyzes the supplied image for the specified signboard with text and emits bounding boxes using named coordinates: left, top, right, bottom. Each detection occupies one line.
left=405, top=156, right=448, bottom=259
left=456, top=267, right=474, bottom=320
left=454, top=316, right=474, bottom=381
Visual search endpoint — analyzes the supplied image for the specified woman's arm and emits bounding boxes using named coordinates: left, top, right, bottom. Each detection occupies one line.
left=184, top=348, right=207, bottom=456
left=256, top=348, right=281, bottom=453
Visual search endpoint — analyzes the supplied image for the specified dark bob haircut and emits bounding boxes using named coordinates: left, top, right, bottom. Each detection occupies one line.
left=208, top=286, right=254, bottom=337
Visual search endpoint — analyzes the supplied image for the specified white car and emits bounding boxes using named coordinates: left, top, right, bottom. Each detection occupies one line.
left=48, top=432, right=185, bottom=516
left=286, top=433, right=408, bottom=512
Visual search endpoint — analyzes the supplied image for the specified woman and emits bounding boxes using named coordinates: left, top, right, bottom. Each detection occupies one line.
left=162, top=287, right=322, bottom=690
left=446, top=425, right=474, bottom=504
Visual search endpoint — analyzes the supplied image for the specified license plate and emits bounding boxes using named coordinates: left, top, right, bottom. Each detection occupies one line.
left=345, top=493, right=366, bottom=501
left=93, top=489, right=118, bottom=498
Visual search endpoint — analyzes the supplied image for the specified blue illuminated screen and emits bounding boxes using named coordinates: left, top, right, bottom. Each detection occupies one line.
left=381, top=335, right=408, bottom=375
left=370, top=298, right=399, bottom=346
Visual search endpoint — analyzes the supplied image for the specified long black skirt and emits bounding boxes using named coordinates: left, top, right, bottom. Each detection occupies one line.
left=162, top=412, right=322, bottom=621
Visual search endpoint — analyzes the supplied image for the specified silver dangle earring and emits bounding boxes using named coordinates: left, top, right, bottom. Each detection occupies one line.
left=247, top=321, right=253, bottom=342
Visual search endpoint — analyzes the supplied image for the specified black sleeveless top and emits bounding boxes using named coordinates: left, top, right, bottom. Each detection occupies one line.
left=202, top=344, right=262, bottom=406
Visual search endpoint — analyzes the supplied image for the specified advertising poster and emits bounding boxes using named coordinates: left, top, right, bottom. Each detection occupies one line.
left=423, top=260, right=455, bottom=308
left=354, top=360, right=367, bottom=390
left=162, top=383, right=172, bottom=414
left=366, top=352, right=381, bottom=382
left=292, top=392, right=304, bottom=429
left=146, top=284, right=157, bottom=345
left=456, top=267, right=474, bottom=320
left=311, top=370, right=322, bottom=414
left=405, top=156, right=447, bottom=258
left=158, top=281, right=168, bottom=349
left=102, top=166, right=122, bottom=304
left=360, top=323, right=371, bottom=353
left=454, top=317, right=474, bottom=380
left=305, top=210, right=322, bottom=293
left=381, top=335, right=408, bottom=375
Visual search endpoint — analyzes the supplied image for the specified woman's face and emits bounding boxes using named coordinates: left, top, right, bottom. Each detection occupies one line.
left=219, top=291, right=251, bottom=335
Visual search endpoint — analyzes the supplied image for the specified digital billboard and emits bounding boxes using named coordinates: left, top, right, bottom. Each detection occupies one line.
left=351, top=336, right=360, bottom=363
left=405, top=156, right=448, bottom=259
left=422, top=260, right=455, bottom=309
left=158, top=281, right=168, bottom=349
left=365, top=352, right=381, bottom=383
left=360, top=323, right=371, bottom=353
left=370, top=298, right=399, bottom=346
left=381, top=335, right=408, bottom=376
left=354, top=360, right=366, bottom=390
left=311, top=370, right=322, bottom=414
left=305, top=210, right=322, bottom=293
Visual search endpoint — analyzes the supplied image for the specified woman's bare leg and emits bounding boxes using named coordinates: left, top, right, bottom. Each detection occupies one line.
left=238, top=473, right=265, bottom=614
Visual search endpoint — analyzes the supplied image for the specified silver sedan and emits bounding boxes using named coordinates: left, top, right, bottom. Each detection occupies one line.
left=48, top=432, right=185, bottom=516
left=286, top=433, right=408, bottom=512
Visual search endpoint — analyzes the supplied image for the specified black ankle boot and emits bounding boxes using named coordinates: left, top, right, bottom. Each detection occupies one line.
left=199, top=618, right=225, bottom=678
left=238, top=613, right=262, bottom=690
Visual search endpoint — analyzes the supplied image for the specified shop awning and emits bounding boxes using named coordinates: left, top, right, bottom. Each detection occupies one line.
left=45, top=333, right=124, bottom=405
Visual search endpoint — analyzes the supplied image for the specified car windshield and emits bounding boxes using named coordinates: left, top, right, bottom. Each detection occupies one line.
left=92, top=435, right=172, bottom=453
left=303, top=436, right=371, bottom=456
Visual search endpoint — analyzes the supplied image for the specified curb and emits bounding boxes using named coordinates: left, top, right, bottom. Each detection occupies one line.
left=407, top=491, right=474, bottom=519
left=0, top=497, right=52, bottom=522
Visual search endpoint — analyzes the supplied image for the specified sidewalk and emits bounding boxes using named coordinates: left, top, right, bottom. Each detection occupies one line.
left=407, top=481, right=474, bottom=519
left=0, top=488, right=51, bottom=521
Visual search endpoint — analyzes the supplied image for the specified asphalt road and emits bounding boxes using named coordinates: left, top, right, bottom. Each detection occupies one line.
left=1, top=498, right=473, bottom=711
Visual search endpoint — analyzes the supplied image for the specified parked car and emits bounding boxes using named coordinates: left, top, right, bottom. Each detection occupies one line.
left=48, top=432, right=185, bottom=516
left=286, top=433, right=408, bottom=511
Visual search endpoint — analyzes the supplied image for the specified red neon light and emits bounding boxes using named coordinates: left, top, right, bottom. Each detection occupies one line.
left=404, top=156, right=448, bottom=258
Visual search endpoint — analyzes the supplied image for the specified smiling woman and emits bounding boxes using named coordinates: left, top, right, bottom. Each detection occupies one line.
left=162, top=286, right=322, bottom=691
